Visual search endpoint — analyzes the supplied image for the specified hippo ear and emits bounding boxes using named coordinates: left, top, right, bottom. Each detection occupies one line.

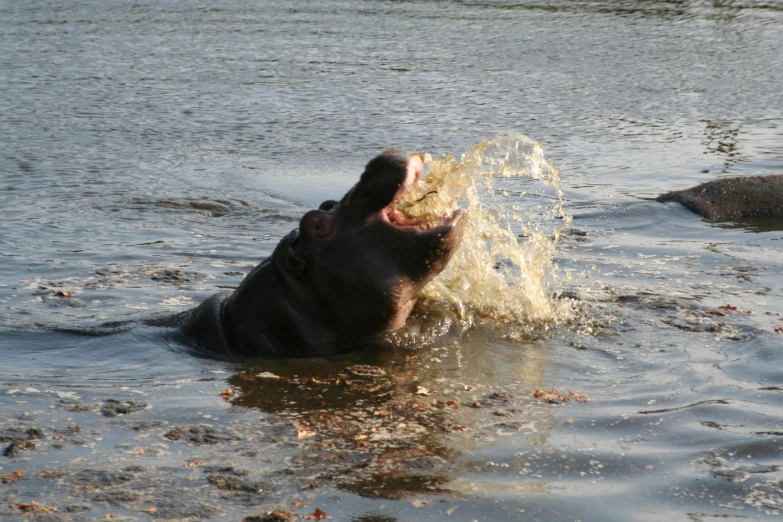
left=284, top=247, right=306, bottom=273
left=301, top=210, right=339, bottom=240
left=319, top=200, right=338, bottom=211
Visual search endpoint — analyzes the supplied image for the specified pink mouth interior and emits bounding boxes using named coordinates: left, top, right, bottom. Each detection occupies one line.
left=380, top=170, right=449, bottom=231
left=383, top=205, right=436, bottom=230
left=376, top=153, right=456, bottom=232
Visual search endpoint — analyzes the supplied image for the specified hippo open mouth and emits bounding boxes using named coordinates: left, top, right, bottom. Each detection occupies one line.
left=183, top=150, right=466, bottom=357
left=367, top=152, right=464, bottom=235
left=383, top=203, right=460, bottom=231
left=381, top=168, right=460, bottom=232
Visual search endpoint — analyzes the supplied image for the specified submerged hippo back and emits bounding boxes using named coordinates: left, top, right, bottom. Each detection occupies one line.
left=656, top=174, right=783, bottom=222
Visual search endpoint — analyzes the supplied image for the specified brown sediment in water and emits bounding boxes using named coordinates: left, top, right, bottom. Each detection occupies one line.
left=395, top=134, right=575, bottom=335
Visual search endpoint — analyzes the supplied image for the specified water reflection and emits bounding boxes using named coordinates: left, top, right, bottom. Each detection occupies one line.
left=701, top=119, right=747, bottom=174
left=228, top=324, right=556, bottom=500
left=464, top=0, right=783, bottom=20
left=454, top=0, right=691, bottom=19
left=713, top=217, right=783, bottom=233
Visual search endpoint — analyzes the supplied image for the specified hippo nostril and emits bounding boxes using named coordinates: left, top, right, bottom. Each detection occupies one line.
left=302, top=210, right=337, bottom=240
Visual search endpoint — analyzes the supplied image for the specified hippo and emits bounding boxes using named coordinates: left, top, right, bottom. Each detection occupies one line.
left=656, top=174, right=783, bottom=222
left=174, top=150, right=466, bottom=357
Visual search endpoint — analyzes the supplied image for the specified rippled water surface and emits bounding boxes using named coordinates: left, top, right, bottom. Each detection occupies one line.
left=2, top=1, right=783, bottom=520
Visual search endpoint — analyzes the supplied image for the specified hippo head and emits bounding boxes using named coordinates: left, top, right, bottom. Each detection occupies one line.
left=184, top=150, right=465, bottom=357
left=274, top=150, right=465, bottom=344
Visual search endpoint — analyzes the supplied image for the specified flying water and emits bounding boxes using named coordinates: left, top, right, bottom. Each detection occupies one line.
left=397, top=133, right=576, bottom=336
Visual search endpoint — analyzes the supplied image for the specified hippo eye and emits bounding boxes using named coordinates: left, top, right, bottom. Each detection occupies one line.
left=313, top=219, right=323, bottom=231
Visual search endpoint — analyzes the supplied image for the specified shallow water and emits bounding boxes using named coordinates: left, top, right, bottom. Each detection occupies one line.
left=2, top=1, right=783, bottom=520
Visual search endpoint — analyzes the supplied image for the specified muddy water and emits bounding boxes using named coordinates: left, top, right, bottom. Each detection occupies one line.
left=2, top=1, right=783, bottom=521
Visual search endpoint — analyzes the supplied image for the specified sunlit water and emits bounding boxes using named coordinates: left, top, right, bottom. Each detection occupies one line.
left=400, top=135, right=572, bottom=326
left=2, top=1, right=783, bottom=521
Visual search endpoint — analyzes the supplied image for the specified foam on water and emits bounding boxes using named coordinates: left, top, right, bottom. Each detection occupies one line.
left=398, top=133, right=575, bottom=334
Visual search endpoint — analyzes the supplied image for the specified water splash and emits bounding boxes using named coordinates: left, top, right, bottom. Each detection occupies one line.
left=398, top=133, right=574, bottom=335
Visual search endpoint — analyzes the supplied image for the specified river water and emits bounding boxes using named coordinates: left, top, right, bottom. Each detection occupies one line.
left=2, top=1, right=783, bottom=520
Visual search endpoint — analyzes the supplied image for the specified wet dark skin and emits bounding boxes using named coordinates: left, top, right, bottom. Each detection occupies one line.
left=180, top=151, right=466, bottom=357
left=656, top=174, right=783, bottom=222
